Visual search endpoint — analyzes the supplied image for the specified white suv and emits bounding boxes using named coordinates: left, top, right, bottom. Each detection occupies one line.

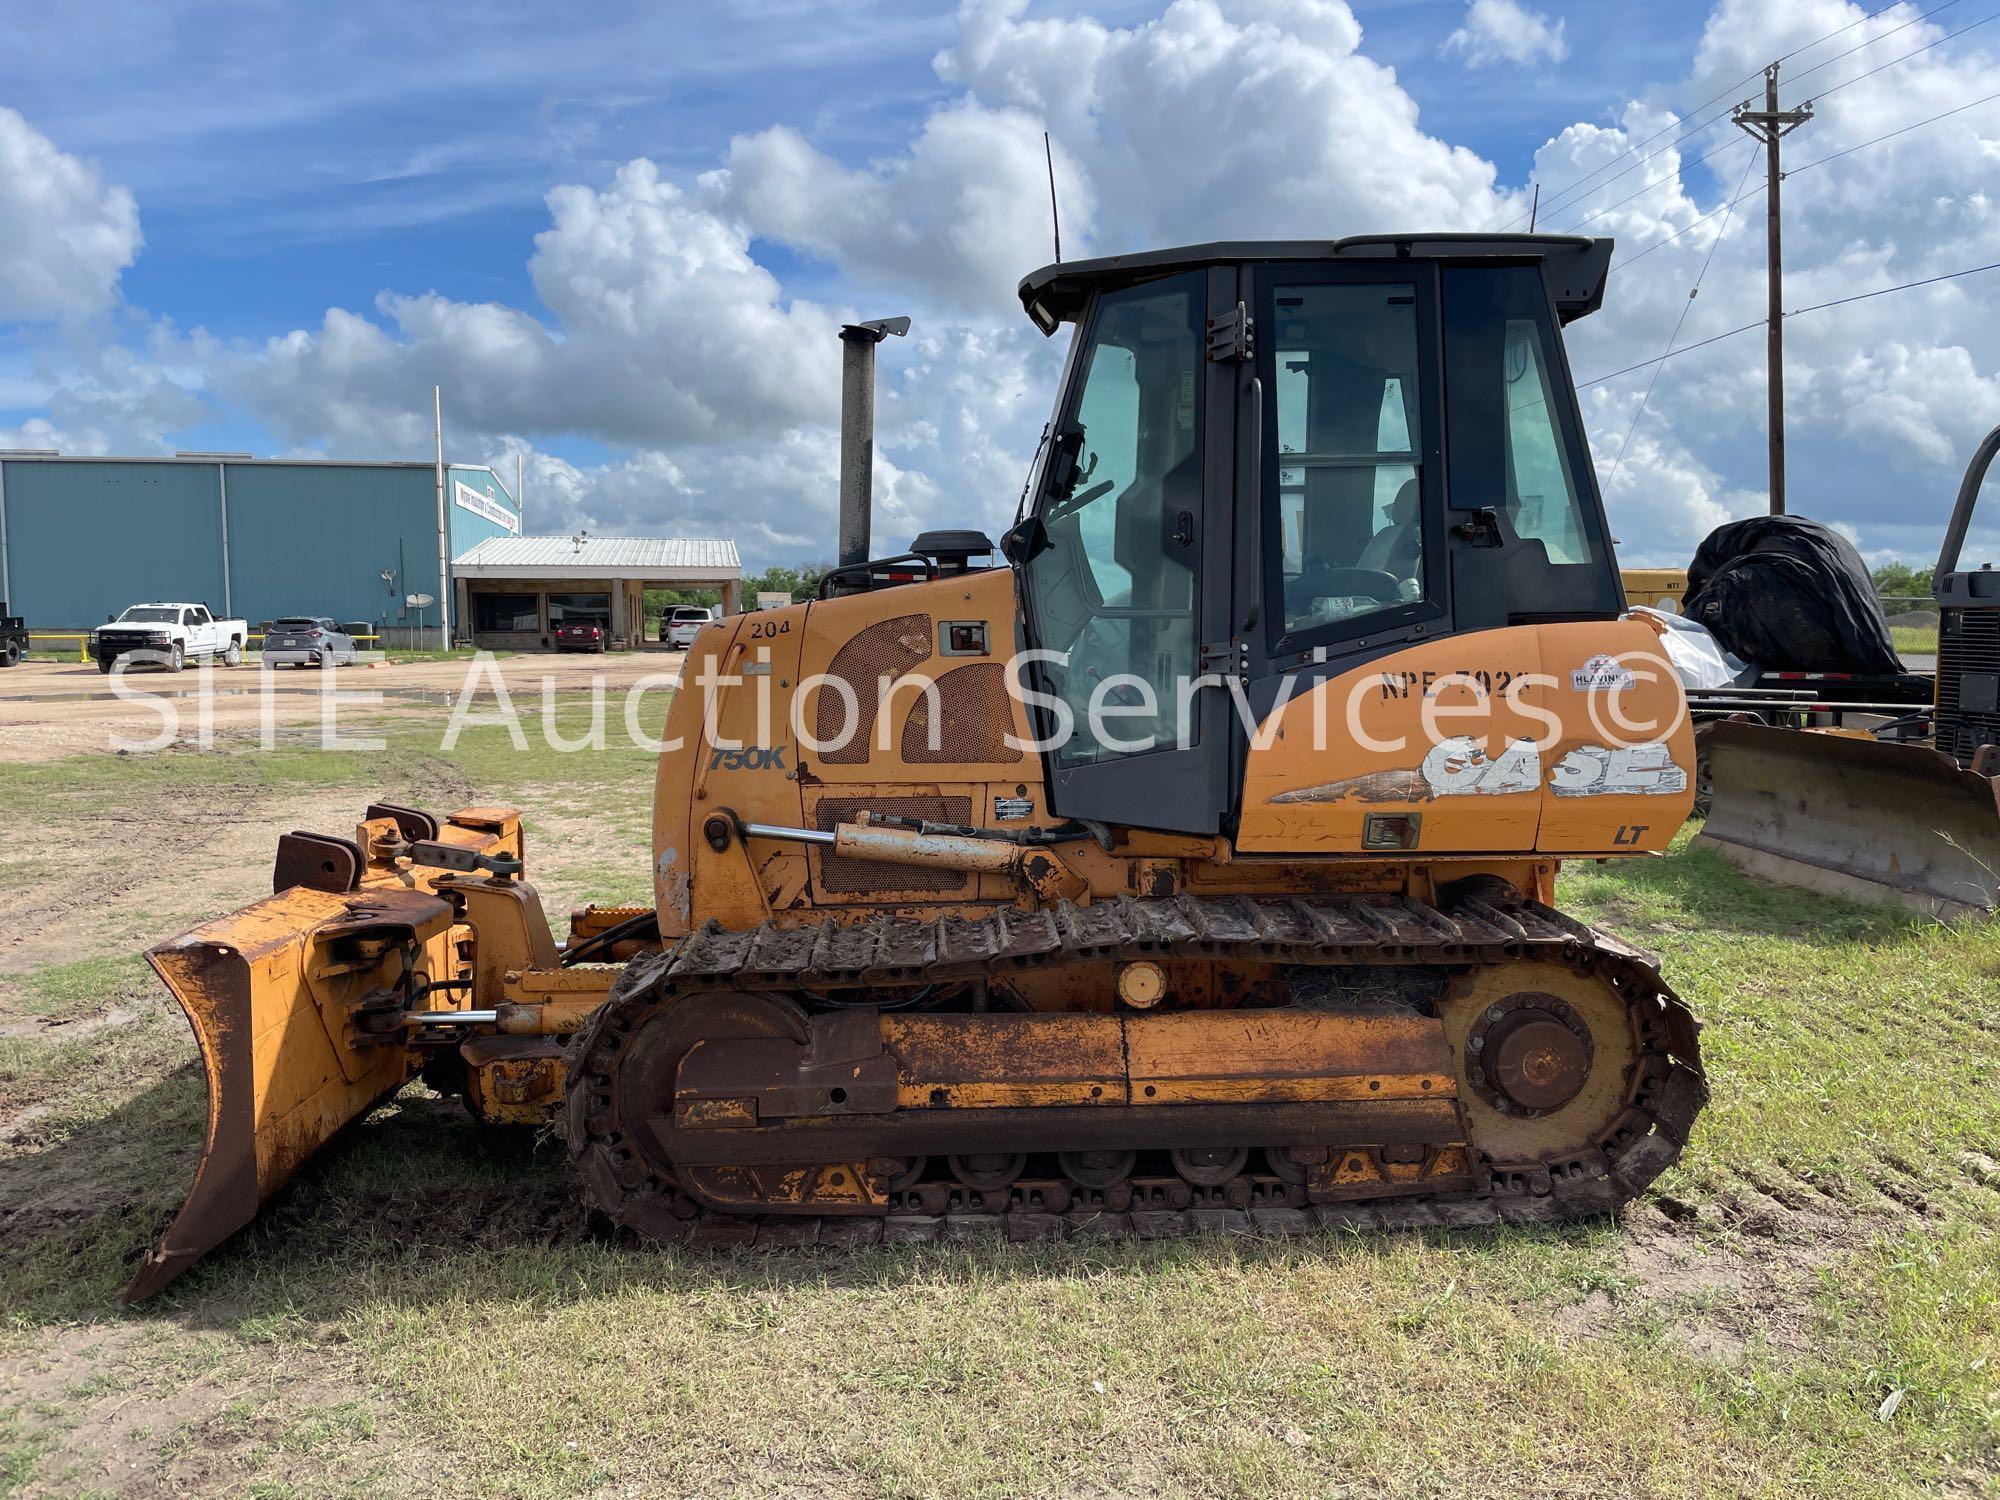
left=663, top=606, right=714, bottom=649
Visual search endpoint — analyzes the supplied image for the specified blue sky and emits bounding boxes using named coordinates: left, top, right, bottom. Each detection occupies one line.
left=6, top=1, right=1706, bottom=333
left=3, top=0, right=1997, bottom=569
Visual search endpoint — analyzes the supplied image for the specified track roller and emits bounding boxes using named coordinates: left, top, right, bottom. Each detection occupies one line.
left=1170, top=1146, right=1249, bottom=1186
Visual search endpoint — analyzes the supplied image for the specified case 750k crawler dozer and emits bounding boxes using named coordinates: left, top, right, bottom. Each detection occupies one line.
left=128, top=236, right=1707, bottom=1301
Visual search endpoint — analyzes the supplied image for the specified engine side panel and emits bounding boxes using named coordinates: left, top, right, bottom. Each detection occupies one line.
left=1237, top=617, right=1693, bottom=855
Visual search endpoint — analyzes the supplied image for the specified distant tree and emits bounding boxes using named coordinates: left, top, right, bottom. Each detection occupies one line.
left=743, top=563, right=831, bottom=603
left=643, top=586, right=721, bottom=619
left=1870, top=561, right=1934, bottom=602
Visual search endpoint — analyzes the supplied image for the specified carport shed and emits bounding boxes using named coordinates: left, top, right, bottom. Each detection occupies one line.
left=452, top=535, right=742, bottom=649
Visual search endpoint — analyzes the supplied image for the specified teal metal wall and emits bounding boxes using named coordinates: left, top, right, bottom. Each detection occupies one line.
left=447, top=464, right=520, bottom=557
left=2, top=461, right=226, bottom=626
left=0, top=458, right=519, bottom=630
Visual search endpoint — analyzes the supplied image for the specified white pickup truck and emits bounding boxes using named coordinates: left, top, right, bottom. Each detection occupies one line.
left=91, top=602, right=249, bottom=673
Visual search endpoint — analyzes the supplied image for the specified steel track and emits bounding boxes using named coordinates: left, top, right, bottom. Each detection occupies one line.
left=565, top=886, right=1707, bottom=1245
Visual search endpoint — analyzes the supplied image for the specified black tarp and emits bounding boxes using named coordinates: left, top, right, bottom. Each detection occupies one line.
left=1683, top=516, right=1904, bottom=675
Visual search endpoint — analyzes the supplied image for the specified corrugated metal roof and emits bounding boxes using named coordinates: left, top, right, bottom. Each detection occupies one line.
left=452, top=534, right=740, bottom=576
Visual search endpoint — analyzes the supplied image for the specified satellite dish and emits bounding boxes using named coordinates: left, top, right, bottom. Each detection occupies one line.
left=406, top=592, right=435, bottom=608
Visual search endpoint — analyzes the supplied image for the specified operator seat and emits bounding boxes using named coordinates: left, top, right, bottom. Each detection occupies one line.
left=1357, top=479, right=1421, bottom=578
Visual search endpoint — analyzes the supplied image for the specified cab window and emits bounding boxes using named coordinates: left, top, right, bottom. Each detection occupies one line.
left=1023, top=273, right=1203, bottom=765
left=1268, top=283, right=1426, bottom=638
left=1501, top=318, right=1590, bottom=564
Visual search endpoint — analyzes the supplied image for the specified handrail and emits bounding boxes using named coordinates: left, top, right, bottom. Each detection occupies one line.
left=816, top=552, right=939, bottom=600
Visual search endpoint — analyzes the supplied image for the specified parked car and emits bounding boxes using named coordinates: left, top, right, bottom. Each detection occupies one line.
left=663, top=605, right=714, bottom=649
left=0, top=601, right=25, bottom=668
left=91, top=602, right=248, bottom=672
left=555, top=618, right=608, bottom=653
left=261, top=616, right=359, bottom=668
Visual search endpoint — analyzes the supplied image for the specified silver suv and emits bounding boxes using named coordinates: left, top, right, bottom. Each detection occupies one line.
left=263, top=616, right=358, bottom=668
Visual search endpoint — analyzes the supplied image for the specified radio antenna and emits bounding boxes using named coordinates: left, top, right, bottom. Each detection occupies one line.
left=1043, top=131, right=1061, bottom=264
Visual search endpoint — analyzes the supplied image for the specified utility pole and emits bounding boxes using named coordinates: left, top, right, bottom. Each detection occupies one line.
left=433, top=385, right=450, bottom=651
left=1733, top=63, right=1812, bottom=515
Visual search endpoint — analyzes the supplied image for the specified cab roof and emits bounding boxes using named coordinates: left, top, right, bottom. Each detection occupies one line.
left=1017, top=234, right=1612, bottom=333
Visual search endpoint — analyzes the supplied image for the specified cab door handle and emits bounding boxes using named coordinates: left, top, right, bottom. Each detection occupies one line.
left=1451, top=506, right=1504, bottom=547
left=1172, top=510, right=1196, bottom=547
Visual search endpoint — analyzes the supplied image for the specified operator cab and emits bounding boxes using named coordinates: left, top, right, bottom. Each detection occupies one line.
left=1006, top=235, right=1622, bottom=833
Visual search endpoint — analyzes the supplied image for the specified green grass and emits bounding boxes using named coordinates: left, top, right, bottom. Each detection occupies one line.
left=7, top=955, right=156, bottom=1022
left=1891, top=624, right=1939, bottom=654
left=1, top=722, right=1998, bottom=1495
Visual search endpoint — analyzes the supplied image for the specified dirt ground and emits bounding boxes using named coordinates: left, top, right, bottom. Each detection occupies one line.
left=0, top=650, right=685, bottom=764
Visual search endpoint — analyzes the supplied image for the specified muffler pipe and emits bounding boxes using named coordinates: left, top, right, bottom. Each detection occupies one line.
left=837, top=316, right=911, bottom=570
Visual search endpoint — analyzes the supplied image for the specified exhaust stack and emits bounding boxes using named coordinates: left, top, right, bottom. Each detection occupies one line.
left=837, top=317, right=910, bottom=570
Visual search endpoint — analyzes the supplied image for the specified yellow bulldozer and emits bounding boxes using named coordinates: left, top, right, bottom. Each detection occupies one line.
left=128, top=235, right=1708, bottom=1301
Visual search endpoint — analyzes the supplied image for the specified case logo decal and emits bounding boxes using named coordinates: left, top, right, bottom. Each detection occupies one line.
left=1269, top=739, right=1687, bottom=805
left=1549, top=744, right=1688, bottom=797
left=1272, top=736, right=1541, bottom=804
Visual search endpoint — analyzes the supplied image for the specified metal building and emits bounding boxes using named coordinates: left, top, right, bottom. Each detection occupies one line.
left=0, top=452, right=522, bottom=635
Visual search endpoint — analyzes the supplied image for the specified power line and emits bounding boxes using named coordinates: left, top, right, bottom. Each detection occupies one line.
left=1578, top=256, right=2000, bottom=388
left=1577, top=319, right=1766, bottom=390
left=1611, top=81, right=2000, bottom=271
left=1562, top=136, right=1751, bottom=233
left=1780, top=0, right=1971, bottom=94
left=1804, top=5, right=2000, bottom=101
left=1603, top=147, right=1762, bottom=488
left=1506, top=98, right=1742, bottom=231
left=1786, top=81, right=2000, bottom=172
left=1552, top=119, right=1744, bottom=235
left=1508, top=0, right=1966, bottom=231
left=1791, top=256, right=2000, bottom=315
left=1564, top=7, right=1997, bottom=238
left=1611, top=176, right=1763, bottom=272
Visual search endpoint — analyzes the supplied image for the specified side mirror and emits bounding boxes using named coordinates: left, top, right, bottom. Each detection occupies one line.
left=1001, top=515, right=1049, bottom=566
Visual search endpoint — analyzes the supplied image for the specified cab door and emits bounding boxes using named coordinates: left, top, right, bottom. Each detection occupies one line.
left=1013, top=268, right=1238, bottom=834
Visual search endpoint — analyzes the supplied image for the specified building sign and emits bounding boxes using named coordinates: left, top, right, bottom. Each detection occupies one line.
left=454, top=479, right=520, bottom=534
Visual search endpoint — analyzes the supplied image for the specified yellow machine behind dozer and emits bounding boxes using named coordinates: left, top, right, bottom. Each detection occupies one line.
left=1697, top=423, right=2000, bottom=919
left=128, top=235, right=1710, bottom=1301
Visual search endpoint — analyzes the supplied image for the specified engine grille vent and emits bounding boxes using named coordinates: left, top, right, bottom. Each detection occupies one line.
left=1936, top=605, right=2000, bottom=766
left=812, top=795, right=974, bottom=894
left=816, top=614, right=933, bottom=765
left=902, top=662, right=1022, bottom=764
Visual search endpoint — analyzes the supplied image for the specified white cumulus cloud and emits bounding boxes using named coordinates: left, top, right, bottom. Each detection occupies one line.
left=0, top=106, right=141, bottom=321
left=1444, top=0, right=1569, bottom=68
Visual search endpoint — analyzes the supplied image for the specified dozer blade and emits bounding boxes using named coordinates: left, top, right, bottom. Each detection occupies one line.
left=1696, top=719, right=2000, bottom=919
left=124, top=885, right=455, bottom=1302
